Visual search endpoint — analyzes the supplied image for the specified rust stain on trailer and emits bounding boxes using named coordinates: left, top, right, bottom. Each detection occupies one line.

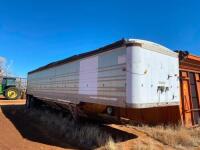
left=81, top=103, right=107, bottom=113
left=80, top=103, right=181, bottom=125
left=119, top=106, right=180, bottom=125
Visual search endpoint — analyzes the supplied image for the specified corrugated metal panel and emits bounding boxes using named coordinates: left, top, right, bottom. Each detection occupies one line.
left=27, top=46, right=127, bottom=107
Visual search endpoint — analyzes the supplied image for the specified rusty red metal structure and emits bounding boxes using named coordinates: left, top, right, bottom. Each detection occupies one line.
left=179, top=51, right=200, bottom=127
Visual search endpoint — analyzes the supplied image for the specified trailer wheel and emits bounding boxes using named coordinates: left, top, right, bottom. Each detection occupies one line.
left=68, top=104, right=80, bottom=122
left=26, top=95, right=30, bottom=109
left=26, top=95, right=35, bottom=109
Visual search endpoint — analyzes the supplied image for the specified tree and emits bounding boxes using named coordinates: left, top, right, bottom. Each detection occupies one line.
left=0, top=56, right=5, bottom=76
left=0, top=56, right=12, bottom=77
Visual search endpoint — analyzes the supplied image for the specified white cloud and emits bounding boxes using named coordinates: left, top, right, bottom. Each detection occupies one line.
left=0, top=56, right=6, bottom=64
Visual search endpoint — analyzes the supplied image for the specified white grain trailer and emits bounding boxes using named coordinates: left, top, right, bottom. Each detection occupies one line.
left=27, top=39, right=181, bottom=124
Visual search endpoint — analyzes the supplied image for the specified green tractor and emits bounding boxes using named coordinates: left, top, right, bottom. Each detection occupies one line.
left=0, top=77, right=21, bottom=100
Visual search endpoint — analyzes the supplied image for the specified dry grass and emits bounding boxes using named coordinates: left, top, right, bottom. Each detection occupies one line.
left=28, top=108, right=115, bottom=149
left=136, top=124, right=200, bottom=149
left=27, top=107, right=200, bottom=150
left=104, top=137, right=117, bottom=150
left=133, top=140, right=156, bottom=150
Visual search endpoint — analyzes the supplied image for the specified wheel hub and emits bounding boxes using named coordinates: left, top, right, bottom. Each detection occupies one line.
left=7, top=90, right=17, bottom=99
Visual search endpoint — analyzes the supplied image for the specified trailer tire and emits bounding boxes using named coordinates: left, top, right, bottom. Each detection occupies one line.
left=26, top=95, right=31, bottom=109
left=26, top=95, right=35, bottom=109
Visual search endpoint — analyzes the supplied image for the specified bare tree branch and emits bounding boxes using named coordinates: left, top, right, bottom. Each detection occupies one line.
left=0, top=56, right=13, bottom=77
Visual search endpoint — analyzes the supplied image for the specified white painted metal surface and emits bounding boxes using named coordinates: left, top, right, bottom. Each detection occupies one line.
left=126, top=40, right=180, bottom=108
left=79, top=56, right=98, bottom=95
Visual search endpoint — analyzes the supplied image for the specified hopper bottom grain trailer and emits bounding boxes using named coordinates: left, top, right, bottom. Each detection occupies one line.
left=26, top=39, right=181, bottom=125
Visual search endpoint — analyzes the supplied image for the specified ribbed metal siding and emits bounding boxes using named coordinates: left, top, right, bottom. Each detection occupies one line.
left=27, top=47, right=127, bottom=107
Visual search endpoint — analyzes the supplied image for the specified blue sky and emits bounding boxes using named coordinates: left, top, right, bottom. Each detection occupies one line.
left=0, top=0, right=200, bottom=77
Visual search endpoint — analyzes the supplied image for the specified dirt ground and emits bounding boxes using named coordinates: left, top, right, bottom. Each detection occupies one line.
left=0, top=96, right=75, bottom=150
left=0, top=97, right=178, bottom=150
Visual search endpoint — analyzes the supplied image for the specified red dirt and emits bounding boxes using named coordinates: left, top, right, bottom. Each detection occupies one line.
left=0, top=97, right=74, bottom=150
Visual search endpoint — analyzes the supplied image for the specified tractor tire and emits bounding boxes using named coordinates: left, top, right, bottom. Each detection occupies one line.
left=5, top=87, right=20, bottom=100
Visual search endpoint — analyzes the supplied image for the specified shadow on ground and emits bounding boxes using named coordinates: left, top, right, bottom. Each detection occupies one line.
left=0, top=97, right=7, bottom=100
left=0, top=104, right=138, bottom=149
